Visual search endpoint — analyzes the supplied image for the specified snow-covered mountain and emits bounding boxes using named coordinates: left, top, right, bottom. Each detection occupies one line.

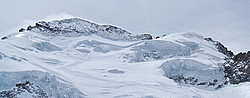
left=0, top=18, right=249, bottom=98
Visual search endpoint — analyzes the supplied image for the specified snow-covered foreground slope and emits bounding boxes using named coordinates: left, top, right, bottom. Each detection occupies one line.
left=0, top=18, right=249, bottom=98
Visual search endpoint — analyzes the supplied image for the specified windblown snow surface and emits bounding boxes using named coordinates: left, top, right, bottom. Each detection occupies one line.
left=0, top=18, right=249, bottom=98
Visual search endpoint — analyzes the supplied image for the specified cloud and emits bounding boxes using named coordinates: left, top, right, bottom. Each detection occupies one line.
left=1, top=12, right=75, bottom=36
left=24, top=12, right=75, bottom=27
left=42, top=12, right=75, bottom=22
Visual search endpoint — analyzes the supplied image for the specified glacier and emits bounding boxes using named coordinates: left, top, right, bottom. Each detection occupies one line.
left=0, top=18, right=249, bottom=98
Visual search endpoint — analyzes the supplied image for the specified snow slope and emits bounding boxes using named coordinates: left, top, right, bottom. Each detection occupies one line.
left=0, top=18, right=249, bottom=98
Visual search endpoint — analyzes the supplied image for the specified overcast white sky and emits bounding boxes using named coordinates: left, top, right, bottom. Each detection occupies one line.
left=0, top=0, right=249, bottom=53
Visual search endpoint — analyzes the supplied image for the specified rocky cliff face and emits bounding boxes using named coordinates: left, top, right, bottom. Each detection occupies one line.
left=224, top=51, right=250, bottom=84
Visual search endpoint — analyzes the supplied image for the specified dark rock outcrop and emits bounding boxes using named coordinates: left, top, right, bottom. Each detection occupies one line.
left=223, top=51, right=250, bottom=84
left=168, top=74, right=222, bottom=89
left=155, top=36, right=160, bottom=39
left=1, top=36, right=8, bottom=40
left=204, top=38, right=250, bottom=86
left=135, top=34, right=153, bottom=40
left=19, top=28, right=26, bottom=32
left=0, top=81, right=49, bottom=98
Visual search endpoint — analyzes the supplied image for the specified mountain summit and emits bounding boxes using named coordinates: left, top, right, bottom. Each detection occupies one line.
left=0, top=18, right=249, bottom=98
left=22, top=18, right=152, bottom=41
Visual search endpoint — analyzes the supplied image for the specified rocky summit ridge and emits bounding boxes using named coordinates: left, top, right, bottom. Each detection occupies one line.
left=21, top=18, right=152, bottom=41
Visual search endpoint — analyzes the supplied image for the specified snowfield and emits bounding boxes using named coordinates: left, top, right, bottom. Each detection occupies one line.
left=0, top=18, right=249, bottom=98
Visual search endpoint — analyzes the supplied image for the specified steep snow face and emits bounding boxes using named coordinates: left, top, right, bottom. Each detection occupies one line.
left=121, top=32, right=227, bottom=89
left=25, top=18, right=152, bottom=41
left=161, top=59, right=224, bottom=90
left=122, top=40, right=191, bottom=62
left=0, top=71, right=87, bottom=98
left=160, top=33, right=227, bottom=90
